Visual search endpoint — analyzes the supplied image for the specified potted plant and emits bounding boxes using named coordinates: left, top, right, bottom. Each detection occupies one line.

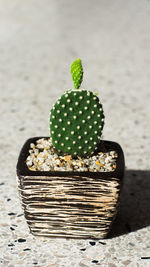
left=17, top=59, right=125, bottom=239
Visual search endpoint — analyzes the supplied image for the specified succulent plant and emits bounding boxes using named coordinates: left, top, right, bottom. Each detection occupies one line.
left=50, top=59, right=104, bottom=157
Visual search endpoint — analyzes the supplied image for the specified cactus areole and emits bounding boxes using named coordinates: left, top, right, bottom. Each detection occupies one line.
left=49, top=59, right=105, bottom=157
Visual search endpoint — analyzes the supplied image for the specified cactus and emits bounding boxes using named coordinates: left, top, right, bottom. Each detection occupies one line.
left=50, top=59, right=104, bottom=157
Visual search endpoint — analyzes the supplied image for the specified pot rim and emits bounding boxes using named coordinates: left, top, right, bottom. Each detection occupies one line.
left=16, top=136, right=125, bottom=180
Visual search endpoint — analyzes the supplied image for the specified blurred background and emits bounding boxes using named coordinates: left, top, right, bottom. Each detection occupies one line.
left=0, top=1, right=150, bottom=266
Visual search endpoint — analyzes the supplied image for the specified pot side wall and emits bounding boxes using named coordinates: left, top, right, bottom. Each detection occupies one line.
left=17, top=174, right=120, bottom=239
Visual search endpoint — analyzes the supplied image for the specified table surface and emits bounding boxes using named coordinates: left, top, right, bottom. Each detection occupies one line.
left=0, top=0, right=150, bottom=266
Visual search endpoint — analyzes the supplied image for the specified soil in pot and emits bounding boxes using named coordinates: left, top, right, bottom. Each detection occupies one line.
left=26, top=137, right=118, bottom=172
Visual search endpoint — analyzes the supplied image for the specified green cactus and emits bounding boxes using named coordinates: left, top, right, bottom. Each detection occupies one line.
left=50, top=59, right=104, bottom=157
left=71, top=58, right=83, bottom=89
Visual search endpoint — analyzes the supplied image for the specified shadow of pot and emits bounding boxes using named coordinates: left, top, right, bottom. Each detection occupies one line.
left=108, top=169, right=150, bottom=238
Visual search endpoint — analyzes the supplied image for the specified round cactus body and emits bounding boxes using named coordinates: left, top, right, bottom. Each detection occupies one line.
left=50, top=89, right=104, bottom=157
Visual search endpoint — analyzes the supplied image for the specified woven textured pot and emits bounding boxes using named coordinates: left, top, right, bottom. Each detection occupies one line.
left=16, top=137, right=125, bottom=239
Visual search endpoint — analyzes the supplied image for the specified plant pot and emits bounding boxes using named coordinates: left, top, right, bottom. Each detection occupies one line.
left=16, top=137, right=125, bottom=239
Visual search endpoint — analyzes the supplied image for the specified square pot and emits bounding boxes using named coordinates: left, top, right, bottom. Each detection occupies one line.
left=16, top=137, right=125, bottom=239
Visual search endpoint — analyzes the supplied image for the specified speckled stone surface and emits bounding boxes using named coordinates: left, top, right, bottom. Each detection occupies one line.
left=0, top=0, right=150, bottom=266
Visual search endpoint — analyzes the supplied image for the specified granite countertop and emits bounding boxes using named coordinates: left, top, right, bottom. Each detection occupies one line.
left=0, top=0, right=150, bottom=266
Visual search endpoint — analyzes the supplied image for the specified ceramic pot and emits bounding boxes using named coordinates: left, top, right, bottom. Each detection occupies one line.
left=16, top=137, right=125, bottom=239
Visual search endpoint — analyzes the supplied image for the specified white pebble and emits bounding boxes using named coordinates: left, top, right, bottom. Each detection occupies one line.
left=30, top=143, right=35, bottom=149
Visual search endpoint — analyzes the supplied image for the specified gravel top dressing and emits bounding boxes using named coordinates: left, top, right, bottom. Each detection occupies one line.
left=26, top=138, right=118, bottom=172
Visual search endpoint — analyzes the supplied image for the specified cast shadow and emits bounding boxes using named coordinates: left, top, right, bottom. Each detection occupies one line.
left=108, top=170, right=150, bottom=238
